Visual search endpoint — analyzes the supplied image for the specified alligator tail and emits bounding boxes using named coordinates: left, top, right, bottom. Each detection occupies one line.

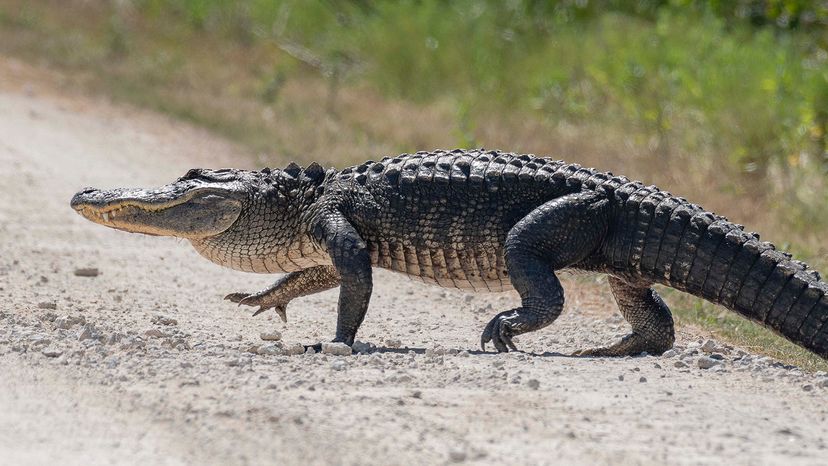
left=634, top=196, right=828, bottom=358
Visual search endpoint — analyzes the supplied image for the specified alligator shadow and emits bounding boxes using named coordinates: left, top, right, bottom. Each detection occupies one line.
left=367, top=347, right=575, bottom=358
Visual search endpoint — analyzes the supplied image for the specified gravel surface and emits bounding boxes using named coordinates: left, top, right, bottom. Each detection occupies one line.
left=1, top=57, right=826, bottom=466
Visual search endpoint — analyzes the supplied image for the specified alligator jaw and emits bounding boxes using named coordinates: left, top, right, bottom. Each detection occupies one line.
left=70, top=186, right=243, bottom=238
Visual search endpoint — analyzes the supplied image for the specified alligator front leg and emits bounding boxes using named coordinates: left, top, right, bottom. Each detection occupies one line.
left=225, top=265, right=341, bottom=321
left=312, top=210, right=372, bottom=346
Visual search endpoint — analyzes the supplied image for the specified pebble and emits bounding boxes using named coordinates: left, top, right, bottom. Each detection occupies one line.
left=527, top=379, right=540, bottom=390
left=697, top=356, right=722, bottom=369
left=802, top=384, right=814, bottom=392
left=426, top=346, right=447, bottom=357
left=73, top=268, right=100, bottom=277
left=283, top=342, right=305, bottom=356
left=106, top=333, right=123, bottom=345
left=151, top=315, right=178, bottom=326
left=260, top=331, right=282, bottom=341
left=639, top=376, right=647, bottom=383
left=258, top=343, right=285, bottom=356
left=700, top=339, right=719, bottom=353
left=331, top=359, right=347, bottom=371
left=78, top=325, right=98, bottom=341
left=54, top=315, right=85, bottom=330
left=322, top=342, right=352, bottom=356
left=143, top=328, right=167, bottom=338
left=661, top=349, right=678, bottom=358
left=41, top=346, right=63, bottom=358
left=37, top=302, right=57, bottom=310
left=385, top=338, right=402, bottom=349
left=448, top=448, right=467, bottom=463
left=674, top=361, right=688, bottom=368
left=816, top=378, right=828, bottom=389
left=352, top=340, right=376, bottom=354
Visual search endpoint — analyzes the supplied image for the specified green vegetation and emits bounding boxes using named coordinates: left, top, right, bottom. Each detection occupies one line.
left=1, top=0, right=826, bottom=368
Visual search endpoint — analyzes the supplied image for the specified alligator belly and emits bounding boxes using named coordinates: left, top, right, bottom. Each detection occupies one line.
left=368, top=241, right=513, bottom=292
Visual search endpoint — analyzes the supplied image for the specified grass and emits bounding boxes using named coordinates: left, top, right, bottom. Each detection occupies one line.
left=1, top=0, right=826, bottom=370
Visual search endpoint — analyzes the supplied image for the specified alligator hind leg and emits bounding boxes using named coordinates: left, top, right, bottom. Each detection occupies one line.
left=482, top=191, right=610, bottom=352
left=573, top=277, right=675, bottom=356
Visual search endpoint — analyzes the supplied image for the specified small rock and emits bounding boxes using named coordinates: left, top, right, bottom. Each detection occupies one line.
left=331, top=359, right=347, bottom=371
left=74, top=268, right=99, bottom=277
left=802, top=384, right=814, bottom=392
left=143, top=328, right=166, bottom=338
left=618, top=374, right=625, bottom=381
left=37, top=302, right=57, bottom=310
left=151, top=315, right=178, bottom=326
left=305, top=346, right=317, bottom=355
left=674, top=360, right=688, bottom=368
left=527, top=379, right=540, bottom=390
left=815, top=377, right=828, bottom=388
left=226, top=357, right=252, bottom=367
left=700, top=339, right=719, bottom=353
left=106, top=333, right=123, bottom=345
left=260, top=331, right=282, bottom=341
left=457, top=350, right=470, bottom=358
left=352, top=340, right=376, bottom=354
left=54, top=315, right=85, bottom=330
left=426, top=346, right=446, bottom=357
left=78, top=324, right=98, bottom=341
left=385, top=338, right=402, bottom=349
left=322, top=342, right=352, bottom=356
left=639, top=376, right=647, bottom=383
left=448, top=448, right=467, bottom=463
left=697, top=356, right=722, bottom=370
left=283, top=342, right=305, bottom=356
left=258, top=343, right=285, bottom=356
left=41, top=346, right=63, bottom=358
left=661, top=349, right=678, bottom=358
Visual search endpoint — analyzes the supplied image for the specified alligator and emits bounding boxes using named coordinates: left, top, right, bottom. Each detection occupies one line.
left=70, top=149, right=828, bottom=358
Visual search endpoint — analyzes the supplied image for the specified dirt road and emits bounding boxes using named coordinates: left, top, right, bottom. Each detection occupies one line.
left=0, top=57, right=826, bottom=465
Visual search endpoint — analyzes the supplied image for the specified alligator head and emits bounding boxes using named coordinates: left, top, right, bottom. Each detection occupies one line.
left=70, top=162, right=330, bottom=257
left=70, top=168, right=254, bottom=238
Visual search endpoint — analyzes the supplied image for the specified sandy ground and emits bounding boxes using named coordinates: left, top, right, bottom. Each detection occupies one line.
left=0, top=57, right=826, bottom=466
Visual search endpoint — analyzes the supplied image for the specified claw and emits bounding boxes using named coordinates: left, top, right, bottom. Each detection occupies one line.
left=224, top=292, right=247, bottom=303
left=481, top=311, right=521, bottom=353
left=274, top=306, right=287, bottom=322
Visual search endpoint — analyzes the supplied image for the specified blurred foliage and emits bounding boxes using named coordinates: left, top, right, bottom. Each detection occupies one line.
left=1, top=0, right=827, bottom=228
left=119, top=1, right=828, bottom=175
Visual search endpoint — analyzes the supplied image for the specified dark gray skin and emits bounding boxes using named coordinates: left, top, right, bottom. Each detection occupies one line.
left=71, top=149, right=828, bottom=357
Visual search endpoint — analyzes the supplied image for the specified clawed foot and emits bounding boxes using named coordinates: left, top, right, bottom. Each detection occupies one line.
left=481, top=310, right=521, bottom=353
left=572, top=333, right=672, bottom=357
left=224, top=292, right=288, bottom=322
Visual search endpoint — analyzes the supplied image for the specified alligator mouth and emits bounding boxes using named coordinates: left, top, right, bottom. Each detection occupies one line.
left=71, top=186, right=243, bottom=238
left=71, top=188, right=209, bottom=221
